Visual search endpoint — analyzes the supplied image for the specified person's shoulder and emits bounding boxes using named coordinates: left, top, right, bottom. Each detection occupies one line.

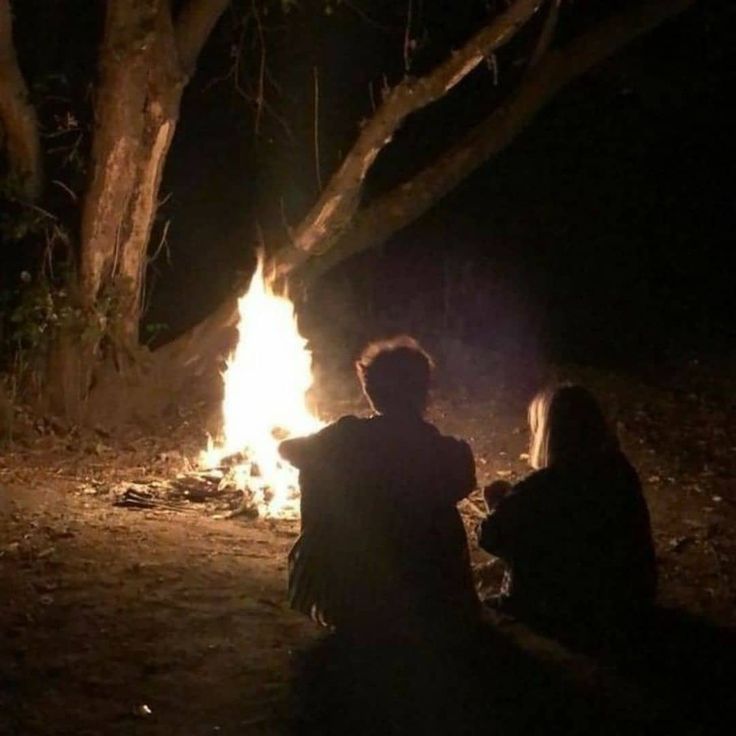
left=609, top=450, right=645, bottom=499
left=316, top=414, right=365, bottom=441
left=327, top=414, right=364, bottom=431
left=279, top=415, right=362, bottom=466
left=613, top=449, right=639, bottom=477
left=419, top=422, right=476, bottom=499
left=424, top=421, right=468, bottom=447
left=426, top=423, right=474, bottom=460
left=597, top=449, right=641, bottom=487
left=515, top=467, right=555, bottom=490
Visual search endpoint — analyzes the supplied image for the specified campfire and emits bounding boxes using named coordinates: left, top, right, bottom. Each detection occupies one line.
left=198, top=257, right=323, bottom=518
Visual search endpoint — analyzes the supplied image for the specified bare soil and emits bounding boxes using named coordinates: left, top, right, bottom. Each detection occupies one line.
left=1, top=360, right=734, bottom=735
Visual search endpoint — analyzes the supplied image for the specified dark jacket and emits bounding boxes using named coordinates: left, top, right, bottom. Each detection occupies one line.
left=281, top=414, right=479, bottom=633
left=478, top=451, right=656, bottom=635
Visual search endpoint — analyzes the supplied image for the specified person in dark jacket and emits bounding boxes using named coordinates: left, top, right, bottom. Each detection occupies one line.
left=478, top=385, right=657, bottom=649
left=279, top=336, right=479, bottom=639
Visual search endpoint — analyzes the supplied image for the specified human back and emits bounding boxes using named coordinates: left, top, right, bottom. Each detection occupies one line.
left=282, top=337, right=478, bottom=636
left=479, top=385, right=656, bottom=643
left=500, top=452, right=654, bottom=623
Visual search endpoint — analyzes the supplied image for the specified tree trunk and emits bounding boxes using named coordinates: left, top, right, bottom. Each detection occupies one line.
left=79, top=1, right=183, bottom=347
left=115, top=11, right=184, bottom=345
left=0, top=0, right=42, bottom=199
left=42, top=0, right=228, bottom=420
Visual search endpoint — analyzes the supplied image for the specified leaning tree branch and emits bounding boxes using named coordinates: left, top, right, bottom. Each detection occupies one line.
left=293, top=0, right=697, bottom=286
left=151, top=0, right=694, bottom=391
left=0, top=0, right=42, bottom=199
left=276, top=0, right=545, bottom=272
left=175, top=0, right=230, bottom=77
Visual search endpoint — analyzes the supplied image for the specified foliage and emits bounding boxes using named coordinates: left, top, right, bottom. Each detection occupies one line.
left=142, top=321, right=170, bottom=346
left=1, top=268, right=130, bottom=388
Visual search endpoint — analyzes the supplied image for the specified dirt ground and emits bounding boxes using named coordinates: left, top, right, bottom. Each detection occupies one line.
left=1, top=358, right=734, bottom=735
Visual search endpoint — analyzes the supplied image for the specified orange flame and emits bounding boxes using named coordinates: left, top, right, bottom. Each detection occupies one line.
left=200, top=258, right=322, bottom=517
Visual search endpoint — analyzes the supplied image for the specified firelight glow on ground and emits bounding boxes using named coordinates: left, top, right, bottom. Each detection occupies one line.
left=200, top=258, right=323, bottom=517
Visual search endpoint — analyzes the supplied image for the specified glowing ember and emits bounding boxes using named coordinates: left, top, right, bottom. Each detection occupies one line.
left=200, top=257, right=322, bottom=517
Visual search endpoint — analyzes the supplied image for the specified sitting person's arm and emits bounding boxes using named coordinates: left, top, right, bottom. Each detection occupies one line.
left=278, top=436, right=313, bottom=469
left=483, top=480, right=512, bottom=511
left=478, top=475, right=540, bottom=557
left=279, top=416, right=356, bottom=468
left=442, top=438, right=477, bottom=504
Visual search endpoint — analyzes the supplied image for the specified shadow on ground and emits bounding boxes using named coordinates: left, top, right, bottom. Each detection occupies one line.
left=290, top=608, right=736, bottom=736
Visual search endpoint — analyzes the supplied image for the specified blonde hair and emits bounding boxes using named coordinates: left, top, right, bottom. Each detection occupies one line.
left=528, top=385, right=618, bottom=470
left=528, top=388, right=554, bottom=470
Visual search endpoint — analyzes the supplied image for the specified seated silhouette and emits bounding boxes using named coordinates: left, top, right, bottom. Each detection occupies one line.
left=478, top=384, right=657, bottom=651
left=280, top=336, right=479, bottom=639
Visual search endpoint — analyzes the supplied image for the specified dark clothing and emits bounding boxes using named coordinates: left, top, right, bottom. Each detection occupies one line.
left=281, top=414, right=479, bottom=636
left=478, top=451, right=656, bottom=644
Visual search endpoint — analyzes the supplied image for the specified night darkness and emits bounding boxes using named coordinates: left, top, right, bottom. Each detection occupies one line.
left=2, top=4, right=736, bottom=735
left=1, top=1, right=734, bottom=370
left=151, top=0, right=736, bottom=369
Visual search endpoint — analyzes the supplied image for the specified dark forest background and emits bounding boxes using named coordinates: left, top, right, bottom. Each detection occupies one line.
left=2, top=0, right=734, bottom=374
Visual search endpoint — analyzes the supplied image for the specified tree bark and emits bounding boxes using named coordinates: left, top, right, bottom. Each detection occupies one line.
left=79, top=0, right=159, bottom=323
left=79, top=0, right=229, bottom=347
left=0, top=0, right=42, bottom=200
left=40, top=0, right=228, bottom=420
left=114, top=7, right=184, bottom=345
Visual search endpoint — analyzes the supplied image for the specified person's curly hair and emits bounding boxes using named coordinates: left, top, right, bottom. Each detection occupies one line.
left=356, top=336, right=434, bottom=416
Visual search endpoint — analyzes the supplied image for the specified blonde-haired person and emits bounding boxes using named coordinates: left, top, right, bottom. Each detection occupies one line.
left=479, top=385, right=656, bottom=651
left=280, top=336, right=479, bottom=641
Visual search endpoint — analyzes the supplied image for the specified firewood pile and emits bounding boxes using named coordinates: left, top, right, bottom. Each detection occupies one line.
left=84, top=452, right=300, bottom=520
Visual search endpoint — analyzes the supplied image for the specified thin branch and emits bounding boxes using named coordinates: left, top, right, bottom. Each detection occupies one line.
left=51, top=178, right=78, bottom=202
left=204, top=8, right=294, bottom=142
left=251, top=0, right=266, bottom=136
left=343, top=0, right=394, bottom=33
left=149, top=219, right=172, bottom=265
left=292, top=0, right=697, bottom=285
left=313, top=66, right=322, bottom=191
left=403, top=0, right=413, bottom=73
left=281, top=0, right=544, bottom=266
